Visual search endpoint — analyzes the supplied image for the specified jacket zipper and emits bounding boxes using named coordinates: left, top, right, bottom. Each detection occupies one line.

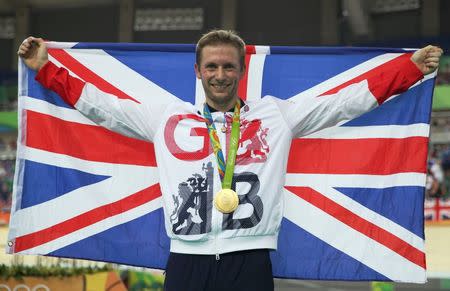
left=214, top=113, right=228, bottom=261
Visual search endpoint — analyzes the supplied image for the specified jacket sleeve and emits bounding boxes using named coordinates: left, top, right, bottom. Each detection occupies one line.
left=274, top=53, right=424, bottom=138
left=35, top=61, right=177, bottom=141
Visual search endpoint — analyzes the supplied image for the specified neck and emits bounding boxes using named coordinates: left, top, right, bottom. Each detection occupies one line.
left=206, top=98, right=239, bottom=113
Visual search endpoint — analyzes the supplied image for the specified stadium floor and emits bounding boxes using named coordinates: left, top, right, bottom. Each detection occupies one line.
left=274, top=278, right=449, bottom=291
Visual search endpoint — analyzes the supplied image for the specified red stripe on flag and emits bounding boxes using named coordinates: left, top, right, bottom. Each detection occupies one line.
left=287, top=137, right=427, bottom=174
left=26, top=110, right=156, bottom=166
left=14, top=183, right=162, bottom=253
left=285, top=186, right=426, bottom=269
left=238, top=45, right=256, bottom=100
left=318, top=53, right=422, bottom=104
left=48, top=49, right=140, bottom=103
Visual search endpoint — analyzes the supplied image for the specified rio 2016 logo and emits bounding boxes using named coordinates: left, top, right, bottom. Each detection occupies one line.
left=0, top=284, right=50, bottom=291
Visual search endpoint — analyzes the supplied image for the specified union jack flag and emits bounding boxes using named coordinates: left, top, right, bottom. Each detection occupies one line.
left=7, top=42, right=435, bottom=282
left=425, top=197, right=450, bottom=221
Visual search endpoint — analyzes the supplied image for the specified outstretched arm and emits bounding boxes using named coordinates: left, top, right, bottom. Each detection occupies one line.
left=276, top=45, right=443, bottom=137
left=18, top=37, right=174, bottom=141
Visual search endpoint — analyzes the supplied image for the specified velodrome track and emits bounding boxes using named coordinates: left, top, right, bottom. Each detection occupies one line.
left=275, top=278, right=448, bottom=291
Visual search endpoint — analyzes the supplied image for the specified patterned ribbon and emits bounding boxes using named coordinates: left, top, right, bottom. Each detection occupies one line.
left=203, top=101, right=241, bottom=189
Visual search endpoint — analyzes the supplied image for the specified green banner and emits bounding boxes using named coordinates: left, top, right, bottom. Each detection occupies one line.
left=126, top=270, right=164, bottom=291
left=433, top=85, right=450, bottom=110
left=433, top=55, right=450, bottom=110
left=0, top=111, right=17, bottom=130
left=371, top=281, right=395, bottom=291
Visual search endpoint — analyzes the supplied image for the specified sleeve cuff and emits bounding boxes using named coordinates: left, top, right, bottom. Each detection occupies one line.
left=404, top=57, right=424, bottom=83
left=35, top=61, right=59, bottom=88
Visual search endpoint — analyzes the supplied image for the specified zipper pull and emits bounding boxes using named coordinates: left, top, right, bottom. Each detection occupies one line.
left=216, top=253, right=220, bottom=261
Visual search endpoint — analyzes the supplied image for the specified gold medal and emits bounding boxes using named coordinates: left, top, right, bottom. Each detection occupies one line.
left=214, top=189, right=239, bottom=213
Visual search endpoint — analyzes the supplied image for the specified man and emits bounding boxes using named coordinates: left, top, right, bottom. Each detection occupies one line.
left=18, top=30, right=442, bottom=291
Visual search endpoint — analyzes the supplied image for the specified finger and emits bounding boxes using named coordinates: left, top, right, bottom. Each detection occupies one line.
left=426, top=52, right=442, bottom=58
left=423, top=46, right=442, bottom=57
left=23, top=36, right=42, bottom=48
left=426, top=62, right=439, bottom=69
left=427, top=48, right=443, bottom=55
left=19, top=45, right=29, bottom=52
left=17, top=48, right=29, bottom=56
left=429, top=47, right=443, bottom=55
left=17, top=46, right=28, bottom=54
left=23, top=37, right=34, bottom=45
left=425, top=57, right=441, bottom=63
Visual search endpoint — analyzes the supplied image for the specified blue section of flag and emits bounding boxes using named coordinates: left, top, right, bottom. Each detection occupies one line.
left=21, top=160, right=110, bottom=209
left=74, top=43, right=409, bottom=54
left=26, top=68, right=73, bottom=108
left=106, top=50, right=197, bottom=103
left=269, top=46, right=410, bottom=55
left=343, top=78, right=435, bottom=126
left=261, top=52, right=383, bottom=99
left=335, top=187, right=425, bottom=238
left=272, top=218, right=390, bottom=281
left=48, top=208, right=170, bottom=269
left=73, top=42, right=196, bottom=52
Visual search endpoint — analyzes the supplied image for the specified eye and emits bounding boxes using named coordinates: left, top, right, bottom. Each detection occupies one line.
left=224, top=64, right=236, bottom=70
left=205, top=63, right=217, bottom=70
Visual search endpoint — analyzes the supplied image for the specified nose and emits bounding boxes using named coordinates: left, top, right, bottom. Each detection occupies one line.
left=215, top=67, right=226, bottom=80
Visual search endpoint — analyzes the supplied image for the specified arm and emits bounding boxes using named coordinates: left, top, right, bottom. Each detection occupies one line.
left=18, top=37, right=174, bottom=141
left=275, top=46, right=443, bottom=137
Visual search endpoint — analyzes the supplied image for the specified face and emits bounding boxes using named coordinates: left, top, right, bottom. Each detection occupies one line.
left=195, top=44, right=244, bottom=109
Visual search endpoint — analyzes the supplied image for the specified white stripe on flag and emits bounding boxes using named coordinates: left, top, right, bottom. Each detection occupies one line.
left=195, top=78, right=206, bottom=106
left=22, top=146, right=146, bottom=176
left=19, top=197, right=163, bottom=255
left=283, top=188, right=426, bottom=282
left=22, top=97, right=96, bottom=126
left=10, top=160, right=157, bottom=237
left=285, top=173, right=426, bottom=188
left=302, top=124, right=430, bottom=139
left=48, top=55, right=84, bottom=80
left=64, top=49, right=179, bottom=105
left=289, top=53, right=401, bottom=101
left=254, top=46, right=270, bottom=55
left=313, top=185, right=424, bottom=251
left=46, top=42, right=78, bottom=49
left=246, top=54, right=266, bottom=101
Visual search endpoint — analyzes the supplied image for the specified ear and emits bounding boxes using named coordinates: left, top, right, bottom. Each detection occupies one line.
left=194, top=63, right=201, bottom=79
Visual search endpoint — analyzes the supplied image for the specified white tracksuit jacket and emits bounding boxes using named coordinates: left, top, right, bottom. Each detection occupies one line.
left=35, top=54, right=423, bottom=255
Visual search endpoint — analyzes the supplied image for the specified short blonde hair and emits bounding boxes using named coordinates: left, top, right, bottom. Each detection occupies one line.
left=196, top=29, right=246, bottom=70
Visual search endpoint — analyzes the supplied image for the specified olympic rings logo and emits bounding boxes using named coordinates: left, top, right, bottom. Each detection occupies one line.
left=0, top=284, right=50, bottom=291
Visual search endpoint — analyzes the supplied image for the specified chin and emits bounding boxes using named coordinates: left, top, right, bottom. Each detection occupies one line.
left=211, top=95, right=234, bottom=104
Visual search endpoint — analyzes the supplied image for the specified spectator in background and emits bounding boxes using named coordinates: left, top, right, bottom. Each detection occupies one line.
left=0, top=182, right=9, bottom=205
left=0, top=160, right=14, bottom=209
left=440, top=153, right=450, bottom=200
left=426, top=166, right=441, bottom=198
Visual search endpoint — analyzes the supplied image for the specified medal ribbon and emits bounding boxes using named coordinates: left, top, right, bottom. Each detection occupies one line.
left=203, top=101, right=240, bottom=189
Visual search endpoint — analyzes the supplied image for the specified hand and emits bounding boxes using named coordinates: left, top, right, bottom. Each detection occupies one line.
left=17, top=36, right=49, bottom=71
left=411, top=45, right=443, bottom=75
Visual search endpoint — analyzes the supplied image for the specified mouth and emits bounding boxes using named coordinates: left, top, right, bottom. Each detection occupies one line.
left=210, top=83, right=230, bottom=90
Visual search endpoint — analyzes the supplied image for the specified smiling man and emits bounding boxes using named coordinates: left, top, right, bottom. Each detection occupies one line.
left=18, top=30, right=442, bottom=291
left=195, top=33, right=245, bottom=112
